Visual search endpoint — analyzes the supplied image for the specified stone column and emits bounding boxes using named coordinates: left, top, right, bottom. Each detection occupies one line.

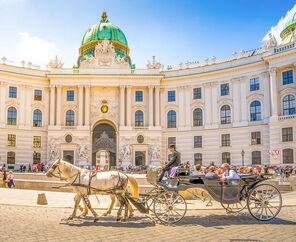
left=240, top=77, right=247, bottom=124
left=25, top=86, right=32, bottom=126
left=232, top=78, right=241, bottom=126
left=126, top=86, right=132, bottom=127
left=0, top=82, right=6, bottom=125
left=269, top=68, right=278, bottom=118
left=119, top=86, right=125, bottom=127
left=185, top=86, right=191, bottom=128
left=148, top=85, right=154, bottom=127
left=84, top=85, right=90, bottom=126
left=211, top=82, right=218, bottom=127
left=50, top=85, right=55, bottom=125
left=19, top=85, right=26, bottom=126
left=178, top=86, right=185, bottom=128
left=204, top=83, right=212, bottom=127
left=154, top=85, right=160, bottom=126
left=78, top=85, right=84, bottom=126
left=56, top=85, right=62, bottom=126
left=262, top=72, right=271, bottom=121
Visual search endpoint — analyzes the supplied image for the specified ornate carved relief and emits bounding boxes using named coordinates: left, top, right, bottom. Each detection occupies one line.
left=80, top=40, right=130, bottom=69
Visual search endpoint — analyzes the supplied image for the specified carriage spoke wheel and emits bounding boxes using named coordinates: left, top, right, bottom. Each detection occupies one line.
left=221, top=200, right=247, bottom=213
left=247, top=184, right=282, bottom=221
left=153, top=191, right=187, bottom=224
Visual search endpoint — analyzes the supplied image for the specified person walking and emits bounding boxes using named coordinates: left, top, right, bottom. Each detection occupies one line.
left=2, top=169, right=7, bottom=188
left=7, top=171, right=15, bottom=188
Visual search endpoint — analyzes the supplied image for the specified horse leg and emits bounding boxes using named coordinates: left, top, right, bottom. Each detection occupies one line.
left=68, top=193, right=81, bottom=220
left=116, top=195, right=124, bottom=222
left=103, top=194, right=116, bottom=216
left=123, top=197, right=129, bottom=222
left=82, top=194, right=99, bottom=222
left=128, top=202, right=134, bottom=218
left=81, top=196, right=89, bottom=217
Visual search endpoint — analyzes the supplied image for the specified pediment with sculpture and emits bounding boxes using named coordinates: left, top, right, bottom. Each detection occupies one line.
left=80, top=39, right=130, bottom=69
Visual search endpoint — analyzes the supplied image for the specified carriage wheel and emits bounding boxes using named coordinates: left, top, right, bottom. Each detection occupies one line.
left=247, top=184, right=282, bottom=221
left=221, top=200, right=247, bottom=213
left=153, top=191, right=187, bottom=224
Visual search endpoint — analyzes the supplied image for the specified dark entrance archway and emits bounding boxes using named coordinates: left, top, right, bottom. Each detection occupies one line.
left=92, top=122, right=117, bottom=167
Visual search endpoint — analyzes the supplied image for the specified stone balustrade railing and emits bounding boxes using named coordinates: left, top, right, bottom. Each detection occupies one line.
left=273, top=42, right=296, bottom=54
left=278, top=114, right=296, bottom=121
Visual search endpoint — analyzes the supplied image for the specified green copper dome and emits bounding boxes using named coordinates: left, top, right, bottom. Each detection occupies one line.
left=78, top=12, right=131, bottom=65
left=280, top=11, right=296, bottom=44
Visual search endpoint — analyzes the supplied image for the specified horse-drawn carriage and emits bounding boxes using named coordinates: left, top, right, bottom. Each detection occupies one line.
left=137, top=168, right=282, bottom=224
left=46, top=160, right=282, bottom=225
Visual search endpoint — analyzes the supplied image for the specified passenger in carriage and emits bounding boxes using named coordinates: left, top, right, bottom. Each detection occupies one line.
left=191, top=164, right=205, bottom=176
left=205, top=166, right=219, bottom=180
left=220, top=163, right=240, bottom=182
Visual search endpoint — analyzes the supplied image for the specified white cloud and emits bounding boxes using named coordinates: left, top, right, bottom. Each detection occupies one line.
left=263, top=4, right=296, bottom=43
left=16, top=32, right=60, bottom=68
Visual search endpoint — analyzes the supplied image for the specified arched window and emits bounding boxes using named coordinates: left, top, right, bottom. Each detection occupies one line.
left=33, top=152, right=41, bottom=164
left=167, top=110, right=176, bottom=128
left=33, top=109, right=42, bottom=127
left=283, top=148, right=294, bottom=164
left=7, top=107, right=17, bottom=125
left=193, top=108, right=203, bottom=126
left=135, top=110, right=144, bottom=127
left=7, top=151, right=15, bottom=164
left=65, top=110, right=75, bottom=126
left=250, top=100, right=261, bottom=121
left=283, top=95, right=296, bottom=116
left=220, top=105, right=231, bottom=124
left=222, top=152, right=231, bottom=164
left=252, top=151, right=261, bottom=165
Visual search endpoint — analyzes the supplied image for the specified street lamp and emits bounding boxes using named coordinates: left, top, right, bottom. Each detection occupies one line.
left=241, top=149, right=245, bottom=167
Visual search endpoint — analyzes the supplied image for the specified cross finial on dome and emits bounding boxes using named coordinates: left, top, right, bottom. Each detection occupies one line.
left=101, top=11, right=108, bottom=22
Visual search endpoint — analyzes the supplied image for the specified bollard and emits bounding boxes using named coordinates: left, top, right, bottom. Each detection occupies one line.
left=37, top=193, right=48, bottom=205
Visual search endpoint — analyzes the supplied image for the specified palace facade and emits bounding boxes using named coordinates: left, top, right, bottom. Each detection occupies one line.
left=0, top=12, right=295, bottom=169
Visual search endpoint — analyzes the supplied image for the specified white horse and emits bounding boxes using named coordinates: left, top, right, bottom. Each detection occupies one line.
left=46, top=159, right=139, bottom=222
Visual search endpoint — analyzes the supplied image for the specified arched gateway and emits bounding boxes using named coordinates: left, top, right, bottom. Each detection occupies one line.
left=92, top=122, right=117, bottom=168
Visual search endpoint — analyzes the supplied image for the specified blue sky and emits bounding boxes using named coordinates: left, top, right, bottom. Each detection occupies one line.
left=0, top=0, right=295, bottom=69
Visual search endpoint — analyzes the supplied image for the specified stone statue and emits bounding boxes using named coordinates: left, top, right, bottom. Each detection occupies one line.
left=80, top=40, right=129, bottom=69
left=148, top=144, right=161, bottom=161
left=49, top=140, right=60, bottom=161
left=263, top=33, right=278, bottom=50
left=47, top=56, right=64, bottom=69
left=147, top=56, right=164, bottom=70
left=119, top=144, right=132, bottom=163
left=77, top=144, right=88, bottom=160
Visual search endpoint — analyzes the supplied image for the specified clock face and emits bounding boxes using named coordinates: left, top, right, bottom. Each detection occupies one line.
left=101, top=105, right=108, bottom=113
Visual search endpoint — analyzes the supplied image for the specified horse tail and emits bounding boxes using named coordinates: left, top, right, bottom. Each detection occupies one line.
left=127, top=175, right=139, bottom=199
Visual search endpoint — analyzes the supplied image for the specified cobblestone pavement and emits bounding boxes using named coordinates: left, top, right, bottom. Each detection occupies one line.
left=0, top=205, right=295, bottom=242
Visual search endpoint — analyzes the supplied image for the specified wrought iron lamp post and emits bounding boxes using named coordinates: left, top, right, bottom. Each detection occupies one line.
left=241, top=149, right=245, bottom=167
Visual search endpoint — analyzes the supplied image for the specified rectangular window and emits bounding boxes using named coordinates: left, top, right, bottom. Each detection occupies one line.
left=193, top=87, right=202, bottom=99
left=194, top=153, right=202, bottom=165
left=251, top=131, right=261, bottom=145
left=135, top=91, right=143, bottom=102
left=221, top=134, right=230, bottom=147
left=168, top=137, right=176, bottom=147
left=282, top=127, right=293, bottom=142
left=67, top=90, right=74, bottom=101
left=34, top=90, right=42, bottom=101
left=168, top=90, right=176, bottom=102
left=7, top=134, right=16, bottom=147
left=282, top=70, right=293, bottom=85
left=9, top=86, right=17, bottom=98
left=250, top=77, right=260, bottom=91
left=33, top=136, right=41, bottom=148
left=194, top=136, right=202, bottom=148
left=220, top=83, right=229, bottom=96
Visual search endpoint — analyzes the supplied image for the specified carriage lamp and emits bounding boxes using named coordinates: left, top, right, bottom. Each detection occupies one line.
left=241, top=149, right=245, bottom=167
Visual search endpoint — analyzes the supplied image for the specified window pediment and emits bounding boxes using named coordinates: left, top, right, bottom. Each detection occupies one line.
left=247, top=93, right=264, bottom=103
left=279, top=87, right=296, bottom=98
left=5, top=100, right=19, bottom=108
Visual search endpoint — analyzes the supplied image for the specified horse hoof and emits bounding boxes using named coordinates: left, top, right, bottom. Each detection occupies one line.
left=67, top=216, right=74, bottom=220
left=94, top=218, right=99, bottom=222
left=128, top=214, right=134, bottom=218
left=116, top=217, right=122, bottom=222
left=102, top=212, right=109, bottom=216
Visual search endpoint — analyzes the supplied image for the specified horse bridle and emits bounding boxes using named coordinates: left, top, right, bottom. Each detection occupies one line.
left=46, top=160, right=80, bottom=183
